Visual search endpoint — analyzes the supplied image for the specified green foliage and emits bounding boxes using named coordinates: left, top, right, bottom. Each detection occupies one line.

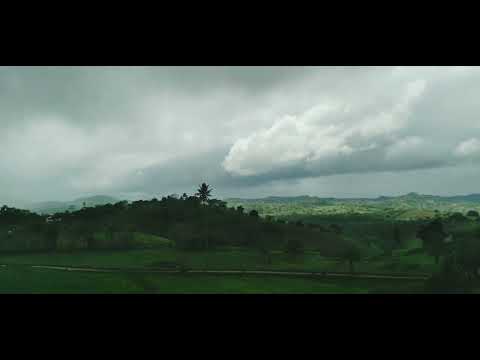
left=195, top=183, right=213, bottom=203
left=467, top=210, right=479, bottom=217
left=340, top=241, right=363, bottom=273
left=0, top=266, right=424, bottom=294
left=425, top=255, right=473, bottom=293
left=7, top=187, right=480, bottom=293
left=249, top=210, right=259, bottom=217
left=449, top=212, right=467, bottom=223
left=416, top=219, right=447, bottom=264
left=285, top=238, right=304, bottom=256
left=451, top=230, right=480, bottom=279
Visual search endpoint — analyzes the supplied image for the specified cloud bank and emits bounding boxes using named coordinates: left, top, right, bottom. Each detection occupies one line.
left=1, top=66, right=480, bottom=204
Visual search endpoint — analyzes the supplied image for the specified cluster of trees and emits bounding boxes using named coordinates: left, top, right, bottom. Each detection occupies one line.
left=417, top=218, right=480, bottom=292
left=416, top=219, right=448, bottom=265
left=0, top=206, right=55, bottom=251
left=0, top=183, right=351, bottom=258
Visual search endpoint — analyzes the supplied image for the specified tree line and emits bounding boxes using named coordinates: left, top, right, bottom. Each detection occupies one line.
left=0, top=183, right=348, bottom=258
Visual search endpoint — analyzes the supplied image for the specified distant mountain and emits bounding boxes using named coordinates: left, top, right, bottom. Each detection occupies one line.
left=71, top=195, right=119, bottom=207
left=27, top=195, right=119, bottom=214
left=445, top=194, right=480, bottom=203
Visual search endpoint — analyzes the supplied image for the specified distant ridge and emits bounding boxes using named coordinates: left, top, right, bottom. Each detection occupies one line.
left=226, top=193, right=480, bottom=203
left=72, top=195, right=119, bottom=204
left=27, top=195, right=119, bottom=214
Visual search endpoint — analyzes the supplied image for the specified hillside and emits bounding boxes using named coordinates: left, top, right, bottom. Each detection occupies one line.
left=225, top=193, right=480, bottom=220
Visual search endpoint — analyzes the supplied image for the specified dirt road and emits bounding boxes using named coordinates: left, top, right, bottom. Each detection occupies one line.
left=0, top=264, right=429, bottom=281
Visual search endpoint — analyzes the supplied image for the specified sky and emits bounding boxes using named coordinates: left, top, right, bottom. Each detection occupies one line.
left=1, top=66, right=480, bottom=205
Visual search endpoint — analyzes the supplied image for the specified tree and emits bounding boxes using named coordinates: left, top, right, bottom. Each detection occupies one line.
left=467, top=210, right=479, bottom=218
left=341, top=242, right=362, bottom=273
left=194, top=183, right=213, bottom=249
left=249, top=210, right=259, bottom=217
left=285, top=238, right=304, bottom=259
left=455, top=235, right=480, bottom=279
left=449, top=212, right=467, bottom=223
left=195, top=183, right=213, bottom=203
left=416, top=219, right=447, bottom=264
left=425, top=254, right=472, bottom=293
left=295, top=220, right=304, bottom=227
left=257, top=231, right=272, bottom=265
left=382, top=238, right=395, bottom=257
left=330, top=224, right=343, bottom=234
left=207, top=199, right=227, bottom=208
left=44, top=224, right=59, bottom=250
left=393, top=225, right=401, bottom=248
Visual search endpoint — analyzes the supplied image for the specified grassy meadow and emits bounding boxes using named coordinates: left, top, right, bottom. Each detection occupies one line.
left=0, top=264, right=426, bottom=294
left=0, top=242, right=434, bottom=293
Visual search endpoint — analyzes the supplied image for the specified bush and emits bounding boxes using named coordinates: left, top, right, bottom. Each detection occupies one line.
left=449, top=212, right=467, bottom=222
left=467, top=210, right=479, bottom=217
left=425, top=255, right=473, bottom=293
left=285, top=238, right=304, bottom=255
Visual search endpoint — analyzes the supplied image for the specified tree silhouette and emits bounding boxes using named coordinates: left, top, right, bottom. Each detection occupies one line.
left=330, top=224, right=343, bottom=234
left=416, top=219, right=447, bottom=264
left=285, top=238, right=304, bottom=257
left=341, top=242, right=362, bottom=273
left=195, top=183, right=213, bottom=249
left=195, top=183, right=213, bottom=203
left=455, top=238, right=480, bottom=279
left=393, top=225, right=401, bottom=247
left=467, top=210, right=479, bottom=218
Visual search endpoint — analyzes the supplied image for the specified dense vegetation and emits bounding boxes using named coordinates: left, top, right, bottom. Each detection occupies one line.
left=0, top=186, right=347, bottom=257
left=2, top=185, right=480, bottom=293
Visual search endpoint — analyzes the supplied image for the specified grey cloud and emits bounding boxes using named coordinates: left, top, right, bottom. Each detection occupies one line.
left=222, top=68, right=480, bottom=183
left=1, top=66, right=480, bottom=205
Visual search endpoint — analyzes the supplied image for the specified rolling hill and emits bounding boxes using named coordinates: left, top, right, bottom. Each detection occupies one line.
left=225, top=193, right=480, bottom=220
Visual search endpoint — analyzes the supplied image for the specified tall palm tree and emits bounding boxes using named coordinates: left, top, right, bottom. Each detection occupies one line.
left=195, top=183, right=213, bottom=203
left=196, top=182, right=213, bottom=250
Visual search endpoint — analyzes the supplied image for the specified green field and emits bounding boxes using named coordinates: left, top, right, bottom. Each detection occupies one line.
left=0, top=247, right=439, bottom=274
left=0, top=246, right=437, bottom=293
left=0, top=267, right=425, bottom=294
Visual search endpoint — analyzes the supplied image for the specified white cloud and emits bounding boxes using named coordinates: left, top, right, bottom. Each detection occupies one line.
left=223, top=79, right=427, bottom=177
left=455, top=138, right=480, bottom=157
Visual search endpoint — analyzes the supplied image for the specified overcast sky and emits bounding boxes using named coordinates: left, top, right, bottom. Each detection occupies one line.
left=1, top=66, right=480, bottom=205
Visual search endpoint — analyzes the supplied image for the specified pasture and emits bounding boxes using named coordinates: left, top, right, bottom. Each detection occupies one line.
left=0, top=266, right=425, bottom=294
